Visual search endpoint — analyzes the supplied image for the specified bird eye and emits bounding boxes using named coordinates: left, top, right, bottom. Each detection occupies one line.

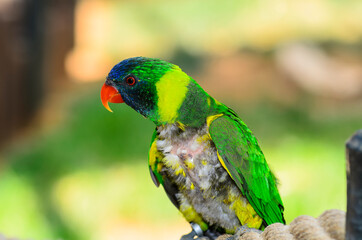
left=125, top=76, right=136, bottom=86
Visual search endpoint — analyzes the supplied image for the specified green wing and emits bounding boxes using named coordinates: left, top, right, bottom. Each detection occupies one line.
left=208, top=110, right=285, bottom=226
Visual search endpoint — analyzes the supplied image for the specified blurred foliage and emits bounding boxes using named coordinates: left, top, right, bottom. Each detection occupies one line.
left=1, top=85, right=361, bottom=239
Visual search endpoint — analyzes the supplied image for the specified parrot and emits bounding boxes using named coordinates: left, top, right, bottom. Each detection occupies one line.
left=100, top=57, right=285, bottom=239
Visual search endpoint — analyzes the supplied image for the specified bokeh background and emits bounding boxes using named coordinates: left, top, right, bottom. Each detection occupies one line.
left=1, top=0, right=362, bottom=239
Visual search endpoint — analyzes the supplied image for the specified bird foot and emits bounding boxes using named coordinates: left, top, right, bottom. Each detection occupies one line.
left=180, top=230, right=197, bottom=240
left=180, top=223, right=223, bottom=240
left=204, top=229, right=222, bottom=240
left=180, top=231, right=210, bottom=240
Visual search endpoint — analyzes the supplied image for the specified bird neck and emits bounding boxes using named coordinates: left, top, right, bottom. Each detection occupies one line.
left=155, top=80, right=226, bottom=128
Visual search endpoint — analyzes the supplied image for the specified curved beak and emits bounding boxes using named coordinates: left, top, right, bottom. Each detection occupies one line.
left=100, top=83, right=124, bottom=112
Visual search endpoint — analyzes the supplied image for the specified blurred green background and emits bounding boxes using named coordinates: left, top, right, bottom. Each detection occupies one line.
left=0, top=0, right=361, bottom=240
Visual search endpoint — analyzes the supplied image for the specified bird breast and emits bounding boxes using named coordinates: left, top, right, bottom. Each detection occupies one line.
left=156, top=123, right=228, bottom=191
left=156, top=123, right=245, bottom=230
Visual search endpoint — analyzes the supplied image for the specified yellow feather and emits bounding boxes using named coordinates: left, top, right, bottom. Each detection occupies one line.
left=175, top=167, right=185, bottom=176
left=156, top=70, right=190, bottom=123
left=228, top=193, right=263, bottom=229
left=185, top=159, right=195, bottom=169
left=149, top=141, right=158, bottom=169
left=177, top=121, right=186, bottom=131
left=206, top=114, right=223, bottom=127
left=217, top=151, right=233, bottom=180
left=179, top=202, right=208, bottom=231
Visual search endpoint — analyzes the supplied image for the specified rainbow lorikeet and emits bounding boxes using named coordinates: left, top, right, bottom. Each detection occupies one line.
left=100, top=57, right=285, bottom=239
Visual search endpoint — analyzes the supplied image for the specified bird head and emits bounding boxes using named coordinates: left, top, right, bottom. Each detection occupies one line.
left=101, top=57, right=206, bottom=125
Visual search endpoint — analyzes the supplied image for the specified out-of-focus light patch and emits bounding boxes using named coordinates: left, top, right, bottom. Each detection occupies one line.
left=52, top=162, right=186, bottom=240
left=0, top=170, right=54, bottom=239
left=66, top=48, right=113, bottom=82
left=65, top=0, right=113, bottom=82
left=276, top=43, right=362, bottom=98
left=66, top=0, right=173, bottom=82
left=293, top=0, right=330, bottom=26
left=0, top=0, right=23, bottom=21
left=234, top=0, right=328, bottom=49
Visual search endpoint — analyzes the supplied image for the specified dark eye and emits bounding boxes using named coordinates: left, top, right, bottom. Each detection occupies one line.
left=125, top=76, right=136, bottom=86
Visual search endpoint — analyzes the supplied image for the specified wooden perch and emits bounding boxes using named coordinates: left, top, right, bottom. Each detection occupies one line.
left=346, top=130, right=362, bottom=240
left=216, top=209, right=345, bottom=240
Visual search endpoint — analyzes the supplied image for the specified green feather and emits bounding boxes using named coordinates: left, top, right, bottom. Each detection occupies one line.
left=208, top=109, right=285, bottom=226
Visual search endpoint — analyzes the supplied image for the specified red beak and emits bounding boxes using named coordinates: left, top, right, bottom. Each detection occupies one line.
left=100, top=83, right=124, bottom=112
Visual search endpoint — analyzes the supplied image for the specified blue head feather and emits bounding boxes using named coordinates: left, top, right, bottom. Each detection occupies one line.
left=107, top=57, right=150, bottom=80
